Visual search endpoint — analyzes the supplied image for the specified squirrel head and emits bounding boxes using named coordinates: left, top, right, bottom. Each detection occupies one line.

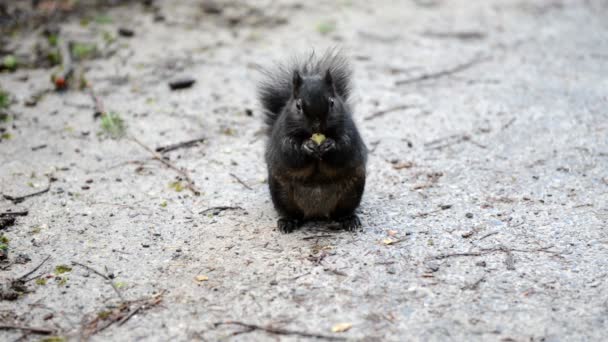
left=286, top=69, right=345, bottom=136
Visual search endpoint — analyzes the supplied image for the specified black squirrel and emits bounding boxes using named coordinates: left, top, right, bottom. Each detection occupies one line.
left=258, top=51, right=368, bottom=233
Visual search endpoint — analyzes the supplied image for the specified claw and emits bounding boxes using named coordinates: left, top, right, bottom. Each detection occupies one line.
left=319, top=138, right=336, bottom=155
left=278, top=218, right=300, bottom=233
left=339, top=215, right=362, bottom=232
left=302, top=140, right=319, bottom=158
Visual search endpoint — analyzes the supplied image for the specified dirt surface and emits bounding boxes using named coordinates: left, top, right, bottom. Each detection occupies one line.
left=1, top=0, right=607, bottom=341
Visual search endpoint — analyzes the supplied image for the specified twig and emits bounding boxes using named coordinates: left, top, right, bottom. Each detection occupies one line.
left=477, top=231, right=499, bottom=241
left=199, top=206, right=245, bottom=215
left=214, top=321, right=346, bottom=341
left=72, top=261, right=125, bottom=302
left=424, top=133, right=486, bottom=150
left=88, top=85, right=105, bottom=118
left=461, top=276, right=485, bottom=291
left=83, top=291, right=164, bottom=338
left=155, top=137, right=206, bottom=153
left=432, top=252, right=483, bottom=260
left=425, top=134, right=470, bottom=150
left=3, top=182, right=51, bottom=204
left=229, top=173, right=253, bottom=190
left=130, top=136, right=201, bottom=195
left=0, top=325, right=54, bottom=335
left=424, top=134, right=463, bottom=147
left=422, top=31, right=486, bottom=41
left=411, top=208, right=442, bottom=218
left=364, top=104, right=414, bottom=121
left=396, top=55, right=490, bottom=85
left=326, top=268, right=348, bottom=277
left=117, top=303, right=144, bottom=326
left=19, top=255, right=50, bottom=281
left=288, top=271, right=311, bottom=280
left=0, top=210, right=29, bottom=217
left=502, top=117, right=516, bottom=130
left=302, top=234, right=335, bottom=240
left=431, top=245, right=561, bottom=261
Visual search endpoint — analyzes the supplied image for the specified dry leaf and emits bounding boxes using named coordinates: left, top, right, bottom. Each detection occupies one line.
left=331, top=322, right=352, bottom=333
left=383, top=238, right=396, bottom=245
left=195, top=275, right=209, bottom=282
left=392, top=161, right=413, bottom=170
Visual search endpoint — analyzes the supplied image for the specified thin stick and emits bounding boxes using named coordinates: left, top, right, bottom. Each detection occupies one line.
left=0, top=324, right=54, bottom=335
left=3, top=182, right=51, bottom=204
left=130, top=136, right=201, bottom=195
left=84, top=291, right=164, bottom=337
left=424, top=134, right=486, bottom=150
left=431, top=245, right=561, bottom=261
left=214, top=321, right=346, bottom=341
left=502, top=117, right=516, bottom=130
left=199, top=206, right=244, bottom=215
left=0, top=210, right=29, bottom=217
left=364, top=104, right=413, bottom=121
left=72, top=262, right=125, bottom=302
left=229, top=173, right=253, bottom=190
left=302, top=234, right=335, bottom=240
left=88, top=85, right=105, bottom=118
left=396, top=55, right=490, bottom=85
left=19, top=255, right=51, bottom=281
left=477, top=231, right=499, bottom=241
left=411, top=208, right=443, bottom=218
left=424, top=133, right=463, bottom=147
left=155, top=137, right=206, bottom=153
left=432, top=252, right=483, bottom=260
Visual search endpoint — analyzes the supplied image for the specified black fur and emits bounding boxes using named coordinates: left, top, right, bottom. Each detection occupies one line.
left=258, top=50, right=367, bottom=233
left=258, top=50, right=352, bottom=131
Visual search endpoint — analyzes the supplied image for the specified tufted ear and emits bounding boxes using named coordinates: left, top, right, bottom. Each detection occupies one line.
left=324, top=69, right=335, bottom=95
left=292, top=70, right=302, bottom=97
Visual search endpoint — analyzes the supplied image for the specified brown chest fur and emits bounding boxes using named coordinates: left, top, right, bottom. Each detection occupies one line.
left=277, top=163, right=364, bottom=219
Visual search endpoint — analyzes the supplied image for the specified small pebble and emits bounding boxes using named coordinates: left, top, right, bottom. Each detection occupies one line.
left=169, top=78, right=196, bottom=90
left=118, top=27, right=135, bottom=37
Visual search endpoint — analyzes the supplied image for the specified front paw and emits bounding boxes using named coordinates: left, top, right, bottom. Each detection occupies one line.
left=302, top=140, right=320, bottom=158
left=278, top=218, right=300, bottom=233
left=338, top=215, right=362, bottom=232
left=319, top=138, right=336, bottom=155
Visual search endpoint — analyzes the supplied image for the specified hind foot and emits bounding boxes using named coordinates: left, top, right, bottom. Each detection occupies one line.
left=278, top=218, right=300, bottom=234
left=338, top=214, right=362, bottom=232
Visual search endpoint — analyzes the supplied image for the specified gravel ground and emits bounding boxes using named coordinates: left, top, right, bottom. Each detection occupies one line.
left=1, top=0, right=607, bottom=341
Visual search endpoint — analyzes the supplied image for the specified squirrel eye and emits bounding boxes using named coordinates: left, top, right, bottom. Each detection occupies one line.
left=328, top=97, right=335, bottom=108
left=295, top=99, right=302, bottom=111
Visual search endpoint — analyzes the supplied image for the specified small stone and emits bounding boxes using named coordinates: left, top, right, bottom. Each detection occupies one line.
left=169, top=78, right=196, bottom=90
left=465, top=212, right=474, bottom=219
left=118, top=27, right=135, bottom=37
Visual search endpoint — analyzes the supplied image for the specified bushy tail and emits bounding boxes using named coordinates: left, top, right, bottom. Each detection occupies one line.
left=257, top=49, right=352, bottom=130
